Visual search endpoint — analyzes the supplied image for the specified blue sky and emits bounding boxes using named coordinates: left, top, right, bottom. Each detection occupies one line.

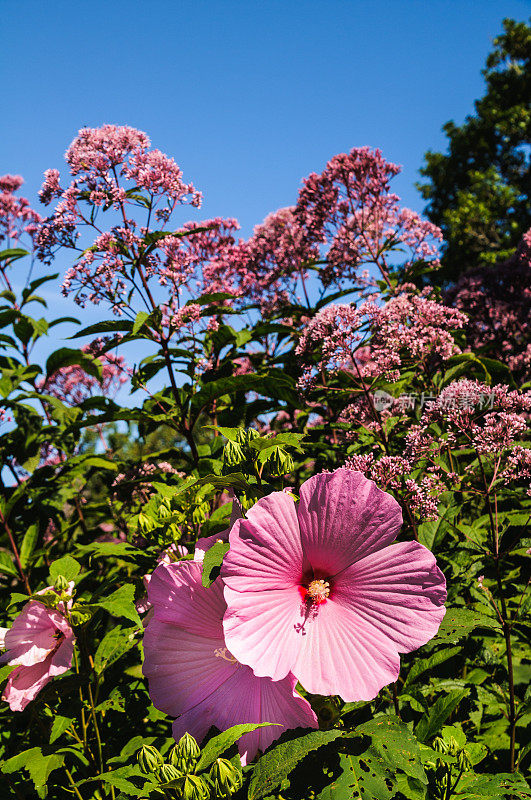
left=0, top=0, right=528, bottom=374
left=2, top=0, right=528, bottom=234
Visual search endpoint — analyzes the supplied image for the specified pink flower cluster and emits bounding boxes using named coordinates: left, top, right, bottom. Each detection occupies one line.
left=36, top=126, right=203, bottom=307
left=37, top=135, right=443, bottom=321
left=365, top=288, right=468, bottom=381
left=217, top=207, right=320, bottom=311
left=404, top=379, right=531, bottom=492
left=343, top=454, right=444, bottom=520
left=212, top=149, right=441, bottom=312
left=0, top=174, right=42, bottom=247
left=446, top=228, right=531, bottom=381
left=296, top=288, right=467, bottom=389
left=37, top=338, right=128, bottom=406
left=295, top=148, right=442, bottom=287
left=143, top=469, right=446, bottom=761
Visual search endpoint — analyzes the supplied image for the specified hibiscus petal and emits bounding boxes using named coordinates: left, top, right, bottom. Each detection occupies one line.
left=143, top=619, right=235, bottom=717
left=172, top=665, right=317, bottom=765
left=223, top=492, right=304, bottom=592
left=2, top=603, right=71, bottom=667
left=147, top=561, right=226, bottom=638
left=223, top=585, right=308, bottom=681
left=297, top=469, right=403, bottom=575
left=2, top=644, right=72, bottom=712
left=332, top=540, right=446, bottom=654
left=291, top=598, right=402, bottom=700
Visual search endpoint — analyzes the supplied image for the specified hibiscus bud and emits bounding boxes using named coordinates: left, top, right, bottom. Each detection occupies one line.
left=138, top=744, right=163, bottom=774
left=178, top=774, right=210, bottom=800
left=267, top=446, right=294, bottom=476
left=159, top=763, right=182, bottom=783
left=224, top=439, right=245, bottom=467
left=159, top=502, right=171, bottom=519
left=209, top=758, right=243, bottom=798
left=54, top=574, right=70, bottom=592
left=457, top=749, right=472, bottom=771
left=170, top=732, right=200, bottom=773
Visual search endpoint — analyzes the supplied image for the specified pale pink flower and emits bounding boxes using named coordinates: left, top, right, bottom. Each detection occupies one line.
left=222, top=469, right=446, bottom=701
left=0, top=593, right=75, bottom=711
left=143, top=561, right=317, bottom=764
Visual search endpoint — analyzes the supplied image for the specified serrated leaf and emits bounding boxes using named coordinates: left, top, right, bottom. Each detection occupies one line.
left=94, top=626, right=139, bottom=674
left=316, top=747, right=393, bottom=800
left=1, top=746, right=65, bottom=789
left=196, top=723, right=275, bottom=770
left=132, top=310, right=150, bottom=334
left=75, top=541, right=143, bottom=560
left=96, top=584, right=141, bottom=626
left=45, top=347, right=102, bottom=381
left=49, top=555, right=81, bottom=582
left=49, top=715, right=73, bottom=744
left=402, top=646, right=461, bottom=690
left=416, top=689, right=469, bottom=742
left=356, top=716, right=427, bottom=784
left=248, top=729, right=342, bottom=800
left=455, top=771, right=530, bottom=798
left=435, top=608, right=500, bottom=643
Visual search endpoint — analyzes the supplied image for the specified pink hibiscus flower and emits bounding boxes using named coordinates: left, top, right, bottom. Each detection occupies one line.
left=142, top=561, right=317, bottom=764
left=0, top=593, right=75, bottom=711
left=221, top=468, right=446, bottom=701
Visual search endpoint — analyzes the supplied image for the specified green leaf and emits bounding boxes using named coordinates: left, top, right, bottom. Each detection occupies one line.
left=69, top=319, right=133, bottom=339
left=435, top=607, right=500, bottom=643
left=248, top=729, right=342, bottom=800
left=97, top=765, right=148, bottom=795
left=201, top=541, right=230, bottom=587
left=75, top=541, right=144, bottom=561
left=96, top=584, right=142, bottom=626
left=417, top=506, right=452, bottom=550
left=45, top=347, right=102, bottom=381
left=49, top=555, right=81, bottom=582
left=0, top=247, right=28, bottom=263
left=455, top=771, right=530, bottom=798
left=132, top=310, right=150, bottom=334
left=1, top=746, right=65, bottom=790
left=49, top=715, right=73, bottom=744
left=0, top=550, right=18, bottom=576
left=402, top=646, right=461, bottom=690
left=356, top=716, right=427, bottom=784
left=94, top=625, right=139, bottom=674
left=416, top=689, right=469, bottom=742
left=315, top=747, right=393, bottom=800
left=196, top=723, right=276, bottom=771
left=19, top=524, right=39, bottom=569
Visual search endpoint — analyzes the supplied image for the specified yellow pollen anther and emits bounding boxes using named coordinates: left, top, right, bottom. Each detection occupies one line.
left=307, top=579, right=330, bottom=603
left=214, top=647, right=238, bottom=664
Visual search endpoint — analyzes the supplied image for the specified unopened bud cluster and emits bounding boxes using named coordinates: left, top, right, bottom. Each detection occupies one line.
left=137, top=735, right=240, bottom=799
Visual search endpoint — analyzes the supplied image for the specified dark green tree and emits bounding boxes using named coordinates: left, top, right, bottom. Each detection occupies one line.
left=418, top=18, right=531, bottom=283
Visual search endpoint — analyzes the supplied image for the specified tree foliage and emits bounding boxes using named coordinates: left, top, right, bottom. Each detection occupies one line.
left=418, top=18, right=531, bottom=283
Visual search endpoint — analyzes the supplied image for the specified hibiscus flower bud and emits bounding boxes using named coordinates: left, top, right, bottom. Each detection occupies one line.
left=266, top=446, right=294, bottom=476
left=159, top=763, right=182, bottom=784
left=54, top=574, right=70, bottom=592
left=138, top=744, right=163, bottom=774
left=223, top=439, right=245, bottom=467
left=170, top=732, right=200, bottom=773
left=209, top=758, right=242, bottom=798
left=177, top=774, right=210, bottom=800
